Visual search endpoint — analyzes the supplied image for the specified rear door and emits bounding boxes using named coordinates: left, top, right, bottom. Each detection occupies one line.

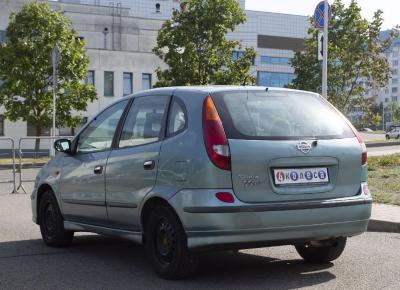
left=105, top=95, right=169, bottom=230
left=212, top=89, right=362, bottom=203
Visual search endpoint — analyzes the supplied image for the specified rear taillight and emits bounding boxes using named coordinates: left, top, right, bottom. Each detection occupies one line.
left=203, top=95, right=231, bottom=170
left=349, top=124, right=368, bottom=165
left=325, top=99, right=367, bottom=165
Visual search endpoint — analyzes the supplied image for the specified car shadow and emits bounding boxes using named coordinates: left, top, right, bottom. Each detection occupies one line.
left=0, top=235, right=336, bottom=289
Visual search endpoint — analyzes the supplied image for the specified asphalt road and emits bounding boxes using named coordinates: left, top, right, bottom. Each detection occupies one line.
left=361, top=133, right=386, bottom=142
left=0, top=194, right=399, bottom=290
left=367, top=145, right=400, bottom=156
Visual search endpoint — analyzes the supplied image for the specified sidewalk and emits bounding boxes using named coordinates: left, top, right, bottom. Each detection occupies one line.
left=368, top=203, right=400, bottom=233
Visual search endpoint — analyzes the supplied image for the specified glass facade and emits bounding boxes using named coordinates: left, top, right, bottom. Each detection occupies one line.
left=257, top=71, right=295, bottom=87
left=260, top=56, right=291, bottom=65
left=142, top=73, right=152, bottom=90
left=123, top=72, right=133, bottom=95
left=104, top=71, right=114, bottom=96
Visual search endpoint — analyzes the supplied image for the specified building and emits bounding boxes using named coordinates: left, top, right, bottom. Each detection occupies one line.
left=378, top=30, right=400, bottom=107
left=0, top=0, right=309, bottom=150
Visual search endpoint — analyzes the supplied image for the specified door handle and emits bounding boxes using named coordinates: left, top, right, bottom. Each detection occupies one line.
left=143, top=160, right=155, bottom=170
left=94, top=165, right=103, bottom=174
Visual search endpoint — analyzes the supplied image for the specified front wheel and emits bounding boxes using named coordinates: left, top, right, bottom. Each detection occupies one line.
left=39, top=190, right=74, bottom=247
left=145, top=205, right=197, bottom=279
left=295, top=237, right=347, bottom=263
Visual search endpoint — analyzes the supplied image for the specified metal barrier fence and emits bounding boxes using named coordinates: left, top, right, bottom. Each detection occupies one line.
left=17, top=136, right=74, bottom=194
left=0, top=137, right=17, bottom=193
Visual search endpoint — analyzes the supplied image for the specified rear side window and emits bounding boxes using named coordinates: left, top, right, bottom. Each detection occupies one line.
left=212, top=90, right=354, bottom=140
left=167, top=97, right=187, bottom=136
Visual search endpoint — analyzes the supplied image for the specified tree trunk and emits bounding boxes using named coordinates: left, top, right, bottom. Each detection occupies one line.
left=34, top=125, right=41, bottom=153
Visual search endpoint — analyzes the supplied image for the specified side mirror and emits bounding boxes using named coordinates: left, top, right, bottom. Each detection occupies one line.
left=54, top=139, right=72, bottom=153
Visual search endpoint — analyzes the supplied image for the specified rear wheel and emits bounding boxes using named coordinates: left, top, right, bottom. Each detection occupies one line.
left=386, top=135, right=390, bottom=140
left=145, top=205, right=197, bottom=279
left=39, top=190, right=74, bottom=247
left=295, top=237, right=346, bottom=263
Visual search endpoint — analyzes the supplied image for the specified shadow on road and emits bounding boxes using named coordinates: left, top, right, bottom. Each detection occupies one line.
left=0, top=235, right=336, bottom=289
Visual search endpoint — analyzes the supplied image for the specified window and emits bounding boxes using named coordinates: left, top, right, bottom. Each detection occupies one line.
left=212, top=90, right=354, bottom=140
left=123, top=72, right=133, bottom=96
left=0, top=115, right=4, bottom=136
left=393, top=69, right=398, bottom=75
left=27, top=122, right=51, bottom=136
left=142, top=73, right=152, bottom=90
left=393, top=79, right=398, bottom=85
left=167, top=98, right=187, bottom=136
left=77, top=100, right=128, bottom=153
left=86, top=70, right=95, bottom=86
left=260, top=56, right=291, bottom=65
left=233, top=51, right=255, bottom=65
left=393, top=60, right=399, bottom=66
left=232, top=51, right=245, bottom=60
left=392, top=96, right=398, bottom=102
left=385, top=98, right=389, bottom=103
left=118, top=95, right=168, bottom=148
left=392, top=87, right=398, bottom=93
left=257, top=71, right=295, bottom=87
left=0, top=30, right=6, bottom=43
left=104, top=71, right=114, bottom=96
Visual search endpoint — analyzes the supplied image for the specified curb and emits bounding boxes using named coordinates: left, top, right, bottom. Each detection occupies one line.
left=367, top=219, right=400, bottom=233
left=366, top=142, right=400, bottom=148
left=0, top=163, right=45, bottom=170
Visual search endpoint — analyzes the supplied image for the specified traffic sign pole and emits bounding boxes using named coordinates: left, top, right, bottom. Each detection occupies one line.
left=322, top=0, right=328, bottom=98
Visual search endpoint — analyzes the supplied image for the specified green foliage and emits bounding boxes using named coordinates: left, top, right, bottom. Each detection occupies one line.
left=0, top=2, right=96, bottom=137
left=289, top=0, right=398, bottom=114
left=153, top=0, right=256, bottom=87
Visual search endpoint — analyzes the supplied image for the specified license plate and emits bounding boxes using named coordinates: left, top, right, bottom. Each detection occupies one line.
left=274, top=167, right=329, bottom=186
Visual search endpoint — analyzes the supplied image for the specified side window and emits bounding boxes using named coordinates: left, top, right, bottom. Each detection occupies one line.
left=167, top=98, right=187, bottom=136
left=77, top=100, right=128, bottom=153
left=118, top=95, right=168, bottom=148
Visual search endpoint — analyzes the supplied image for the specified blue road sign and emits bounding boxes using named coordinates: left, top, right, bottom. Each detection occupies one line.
left=314, top=1, right=332, bottom=29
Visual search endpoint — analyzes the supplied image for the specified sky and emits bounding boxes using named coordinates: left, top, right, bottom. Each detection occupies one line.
left=245, top=0, right=399, bottom=30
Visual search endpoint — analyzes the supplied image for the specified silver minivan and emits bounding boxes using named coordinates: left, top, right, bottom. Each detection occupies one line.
left=32, top=87, right=372, bottom=279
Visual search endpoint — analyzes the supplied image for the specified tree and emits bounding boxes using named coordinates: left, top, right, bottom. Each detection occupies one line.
left=153, top=0, right=256, bottom=87
left=0, top=2, right=96, bottom=150
left=289, top=0, right=398, bottom=114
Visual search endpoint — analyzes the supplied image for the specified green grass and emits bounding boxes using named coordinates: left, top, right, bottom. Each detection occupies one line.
left=365, top=139, right=400, bottom=144
left=368, top=154, right=400, bottom=206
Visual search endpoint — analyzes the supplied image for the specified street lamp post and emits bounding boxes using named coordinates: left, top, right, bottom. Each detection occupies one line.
left=51, top=45, right=60, bottom=157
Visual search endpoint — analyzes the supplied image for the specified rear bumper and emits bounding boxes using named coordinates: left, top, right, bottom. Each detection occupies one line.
left=168, top=189, right=372, bottom=250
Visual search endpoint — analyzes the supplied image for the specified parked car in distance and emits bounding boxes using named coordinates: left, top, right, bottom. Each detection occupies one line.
left=359, top=128, right=373, bottom=132
left=32, top=86, right=372, bottom=279
left=386, top=128, right=400, bottom=139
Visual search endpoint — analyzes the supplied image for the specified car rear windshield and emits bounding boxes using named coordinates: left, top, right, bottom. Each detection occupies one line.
left=211, top=90, right=354, bottom=140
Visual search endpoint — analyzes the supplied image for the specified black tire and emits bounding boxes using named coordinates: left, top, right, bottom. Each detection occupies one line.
left=39, top=190, right=74, bottom=247
left=386, top=135, right=390, bottom=140
left=396, top=135, right=400, bottom=139
left=295, top=237, right=347, bottom=263
left=145, top=205, right=197, bottom=279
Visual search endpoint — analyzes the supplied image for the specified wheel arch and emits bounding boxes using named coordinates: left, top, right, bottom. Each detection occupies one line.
left=140, top=196, right=184, bottom=243
left=36, top=183, right=56, bottom=224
